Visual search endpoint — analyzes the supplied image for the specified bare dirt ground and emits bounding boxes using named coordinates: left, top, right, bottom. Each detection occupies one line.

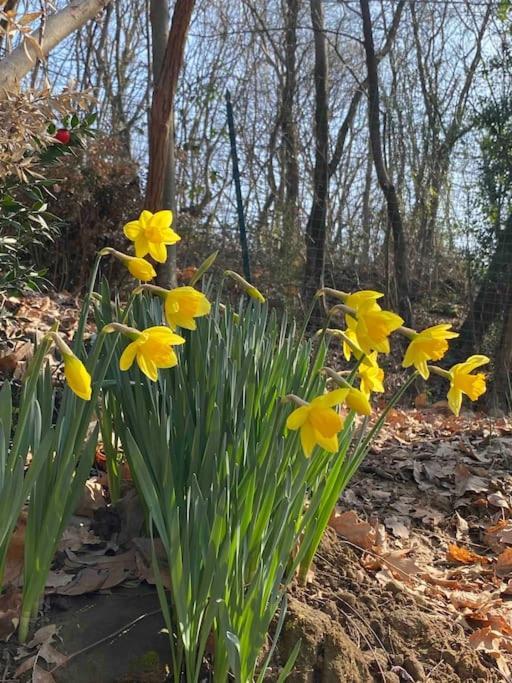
left=273, top=409, right=512, bottom=682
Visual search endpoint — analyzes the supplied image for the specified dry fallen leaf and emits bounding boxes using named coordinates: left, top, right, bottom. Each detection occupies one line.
left=74, top=477, right=106, bottom=517
left=468, top=626, right=503, bottom=652
left=54, top=567, right=109, bottom=596
left=484, top=519, right=512, bottom=552
left=454, top=511, right=469, bottom=540
left=32, top=664, right=56, bottom=683
left=454, top=464, right=488, bottom=498
left=384, top=516, right=410, bottom=540
left=487, top=491, right=510, bottom=509
left=328, top=510, right=376, bottom=550
left=496, top=547, right=512, bottom=578
left=446, top=543, right=491, bottom=566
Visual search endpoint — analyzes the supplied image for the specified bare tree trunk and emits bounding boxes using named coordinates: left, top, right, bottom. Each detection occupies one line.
left=281, top=0, right=300, bottom=254
left=360, top=0, right=412, bottom=325
left=150, top=0, right=177, bottom=287
left=0, top=0, right=112, bottom=93
left=360, top=139, right=373, bottom=269
left=303, top=0, right=329, bottom=305
left=145, top=0, right=194, bottom=213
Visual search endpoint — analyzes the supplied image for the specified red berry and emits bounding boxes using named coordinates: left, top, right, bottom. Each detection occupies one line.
left=54, top=129, right=71, bottom=144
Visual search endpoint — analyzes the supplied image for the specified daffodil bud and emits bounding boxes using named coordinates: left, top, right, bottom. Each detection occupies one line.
left=224, top=270, right=265, bottom=303
left=99, top=247, right=156, bottom=282
left=46, top=332, right=92, bottom=401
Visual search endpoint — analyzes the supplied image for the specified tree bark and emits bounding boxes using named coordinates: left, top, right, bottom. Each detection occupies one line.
left=144, top=0, right=194, bottom=213
left=150, top=0, right=177, bottom=287
left=360, top=0, right=412, bottom=325
left=0, top=0, right=112, bottom=93
left=303, top=0, right=329, bottom=305
left=281, top=0, right=300, bottom=253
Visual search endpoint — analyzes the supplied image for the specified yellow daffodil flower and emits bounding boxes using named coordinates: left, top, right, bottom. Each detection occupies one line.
left=286, top=389, right=348, bottom=457
left=402, top=324, right=459, bottom=379
left=119, top=326, right=185, bottom=381
left=344, top=289, right=384, bottom=312
left=346, top=387, right=372, bottom=415
left=164, top=286, right=211, bottom=330
left=123, top=210, right=180, bottom=263
left=358, top=352, right=385, bottom=397
left=47, top=332, right=92, bottom=400
left=352, top=299, right=403, bottom=354
left=446, top=355, right=490, bottom=416
left=100, top=248, right=156, bottom=281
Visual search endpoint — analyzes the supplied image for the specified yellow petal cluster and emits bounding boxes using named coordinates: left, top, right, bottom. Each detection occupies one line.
left=447, top=355, right=489, bottom=416
left=402, top=324, right=458, bottom=379
left=164, top=287, right=211, bottom=330
left=123, top=210, right=180, bottom=263
left=286, top=384, right=373, bottom=457
left=353, top=301, right=403, bottom=354
left=344, top=291, right=403, bottom=356
left=286, top=389, right=348, bottom=457
left=358, top=352, right=385, bottom=398
left=120, top=326, right=185, bottom=381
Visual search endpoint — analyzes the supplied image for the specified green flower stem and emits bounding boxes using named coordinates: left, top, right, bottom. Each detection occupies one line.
left=428, top=364, right=451, bottom=380
left=73, top=252, right=103, bottom=356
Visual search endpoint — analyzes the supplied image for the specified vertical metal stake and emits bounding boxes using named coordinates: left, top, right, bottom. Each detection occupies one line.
left=226, top=89, right=251, bottom=281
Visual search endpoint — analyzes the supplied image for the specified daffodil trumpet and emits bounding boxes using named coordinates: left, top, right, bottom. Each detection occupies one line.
left=319, top=369, right=372, bottom=416
left=428, top=355, right=489, bottom=416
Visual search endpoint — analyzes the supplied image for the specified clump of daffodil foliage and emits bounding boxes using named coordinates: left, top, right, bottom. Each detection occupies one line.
left=1, top=206, right=488, bottom=677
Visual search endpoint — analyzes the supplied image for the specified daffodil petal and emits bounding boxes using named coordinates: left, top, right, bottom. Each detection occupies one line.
left=151, top=210, right=173, bottom=228
left=137, top=352, right=158, bottom=381
left=120, top=341, right=138, bottom=371
left=149, top=240, right=167, bottom=263
left=124, top=221, right=142, bottom=241
left=447, top=386, right=462, bottom=416
left=300, top=422, right=316, bottom=457
left=134, top=235, right=149, bottom=258
left=286, top=405, right=310, bottom=430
